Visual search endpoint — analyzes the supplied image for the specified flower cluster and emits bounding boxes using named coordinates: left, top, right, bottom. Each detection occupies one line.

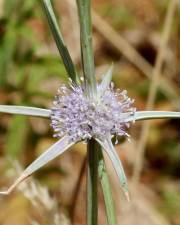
left=50, top=83, right=135, bottom=142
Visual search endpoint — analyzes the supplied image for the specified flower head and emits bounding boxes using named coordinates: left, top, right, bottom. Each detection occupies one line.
left=0, top=69, right=136, bottom=200
left=51, top=82, right=135, bottom=142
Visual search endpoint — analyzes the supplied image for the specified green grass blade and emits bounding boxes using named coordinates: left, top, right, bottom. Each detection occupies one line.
left=41, top=0, right=79, bottom=83
left=0, top=105, right=51, bottom=118
left=87, top=139, right=98, bottom=225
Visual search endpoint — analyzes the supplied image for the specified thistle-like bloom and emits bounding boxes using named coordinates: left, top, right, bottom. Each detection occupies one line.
left=51, top=83, right=134, bottom=142
left=0, top=68, right=135, bottom=199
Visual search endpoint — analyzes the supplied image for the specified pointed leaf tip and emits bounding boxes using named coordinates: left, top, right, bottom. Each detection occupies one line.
left=0, top=173, right=27, bottom=196
left=98, top=64, right=113, bottom=98
left=125, top=191, right=130, bottom=202
left=96, top=136, right=129, bottom=200
left=0, top=136, right=75, bottom=195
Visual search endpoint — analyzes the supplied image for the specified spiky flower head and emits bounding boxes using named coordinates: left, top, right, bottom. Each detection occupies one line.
left=0, top=71, right=136, bottom=199
left=51, top=82, right=135, bottom=142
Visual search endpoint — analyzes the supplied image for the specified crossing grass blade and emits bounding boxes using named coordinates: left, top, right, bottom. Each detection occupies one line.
left=41, top=0, right=79, bottom=83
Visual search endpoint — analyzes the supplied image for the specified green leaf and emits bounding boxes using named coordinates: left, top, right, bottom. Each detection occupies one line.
left=0, top=105, right=51, bottom=118
left=41, top=0, right=79, bottom=83
left=0, top=135, right=74, bottom=195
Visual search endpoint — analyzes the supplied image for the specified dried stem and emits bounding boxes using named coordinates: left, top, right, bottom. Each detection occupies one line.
left=132, top=0, right=177, bottom=186
left=66, top=0, right=179, bottom=105
left=70, top=156, right=86, bottom=223
left=90, top=11, right=178, bottom=103
left=9, top=161, right=68, bottom=225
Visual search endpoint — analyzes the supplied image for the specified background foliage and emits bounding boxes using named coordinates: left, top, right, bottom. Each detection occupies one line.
left=0, top=0, right=179, bottom=224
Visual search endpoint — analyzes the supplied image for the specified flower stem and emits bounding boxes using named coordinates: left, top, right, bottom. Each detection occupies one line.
left=76, top=1, right=98, bottom=225
left=98, top=150, right=117, bottom=225
left=87, top=139, right=98, bottom=225
left=76, top=0, right=97, bottom=99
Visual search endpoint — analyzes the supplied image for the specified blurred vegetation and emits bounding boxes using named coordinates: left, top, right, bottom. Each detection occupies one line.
left=0, top=0, right=179, bottom=225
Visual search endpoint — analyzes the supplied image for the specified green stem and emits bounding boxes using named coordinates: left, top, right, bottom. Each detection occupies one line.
left=98, top=150, right=117, bottom=225
left=76, top=1, right=98, bottom=225
left=87, top=139, right=98, bottom=225
left=76, top=0, right=97, bottom=99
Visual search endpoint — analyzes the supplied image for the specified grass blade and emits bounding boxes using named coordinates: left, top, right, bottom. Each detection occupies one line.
left=41, top=0, right=79, bottom=83
left=87, top=139, right=98, bottom=225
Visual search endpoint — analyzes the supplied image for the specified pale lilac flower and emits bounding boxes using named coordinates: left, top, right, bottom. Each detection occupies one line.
left=0, top=67, right=135, bottom=199
left=51, top=82, right=135, bottom=142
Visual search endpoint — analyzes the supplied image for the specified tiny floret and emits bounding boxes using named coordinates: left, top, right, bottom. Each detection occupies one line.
left=51, top=82, right=135, bottom=142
